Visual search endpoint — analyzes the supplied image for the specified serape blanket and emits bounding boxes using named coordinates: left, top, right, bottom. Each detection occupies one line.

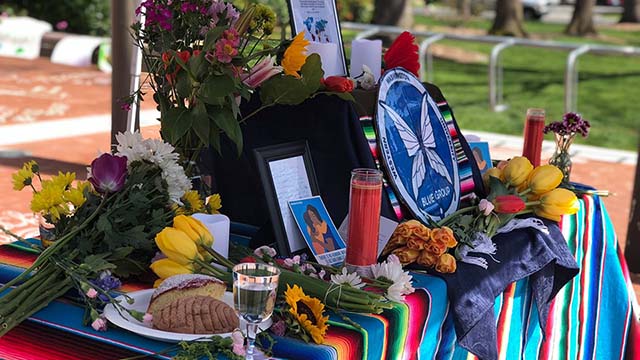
left=0, top=195, right=638, bottom=359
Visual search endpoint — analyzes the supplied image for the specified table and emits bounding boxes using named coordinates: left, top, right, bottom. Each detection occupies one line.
left=0, top=194, right=638, bottom=360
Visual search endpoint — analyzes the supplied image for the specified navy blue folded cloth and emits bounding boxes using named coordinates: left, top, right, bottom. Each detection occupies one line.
left=441, top=219, right=579, bottom=360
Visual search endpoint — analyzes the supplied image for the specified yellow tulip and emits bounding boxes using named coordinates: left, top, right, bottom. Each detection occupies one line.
left=534, top=188, right=580, bottom=222
left=150, top=258, right=194, bottom=279
left=503, top=156, right=533, bottom=187
left=155, top=227, right=201, bottom=265
left=173, top=215, right=214, bottom=247
left=482, top=167, right=504, bottom=190
left=527, top=165, right=563, bottom=195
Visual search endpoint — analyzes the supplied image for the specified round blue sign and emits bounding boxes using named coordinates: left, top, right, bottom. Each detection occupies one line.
left=375, top=68, right=460, bottom=222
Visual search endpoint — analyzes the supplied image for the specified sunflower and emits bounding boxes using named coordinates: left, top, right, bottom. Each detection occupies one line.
left=284, top=284, right=329, bottom=344
left=281, top=32, right=309, bottom=78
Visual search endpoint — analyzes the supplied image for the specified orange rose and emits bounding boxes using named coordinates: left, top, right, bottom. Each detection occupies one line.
left=407, top=237, right=427, bottom=250
left=435, top=253, right=457, bottom=273
left=432, top=227, right=457, bottom=248
left=425, top=240, right=447, bottom=256
left=321, top=76, right=354, bottom=93
left=417, top=250, right=439, bottom=267
left=393, top=247, right=420, bottom=265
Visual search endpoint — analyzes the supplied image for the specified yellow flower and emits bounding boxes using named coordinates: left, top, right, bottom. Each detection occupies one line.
left=534, top=188, right=580, bottom=222
left=150, top=258, right=194, bottom=279
left=282, top=32, right=309, bottom=78
left=527, top=165, right=563, bottom=195
left=182, top=190, right=205, bottom=214
left=482, top=167, right=503, bottom=191
left=206, top=194, right=222, bottom=214
left=30, top=184, right=68, bottom=221
left=12, top=160, right=39, bottom=191
left=63, top=188, right=86, bottom=208
left=503, top=156, right=533, bottom=188
left=284, top=284, right=329, bottom=344
left=155, top=227, right=202, bottom=265
left=173, top=215, right=214, bottom=248
left=435, top=253, right=457, bottom=273
left=50, top=171, right=76, bottom=190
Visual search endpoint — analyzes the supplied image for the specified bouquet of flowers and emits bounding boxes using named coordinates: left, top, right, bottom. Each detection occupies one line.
left=544, top=112, right=591, bottom=182
left=381, top=157, right=580, bottom=273
left=128, top=0, right=352, bottom=165
left=0, top=132, right=217, bottom=336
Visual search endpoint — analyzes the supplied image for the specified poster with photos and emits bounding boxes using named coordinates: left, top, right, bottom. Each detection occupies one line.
left=288, top=0, right=348, bottom=76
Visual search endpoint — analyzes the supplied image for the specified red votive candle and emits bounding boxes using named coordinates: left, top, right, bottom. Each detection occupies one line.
left=522, top=108, right=546, bottom=167
left=346, top=168, right=383, bottom=267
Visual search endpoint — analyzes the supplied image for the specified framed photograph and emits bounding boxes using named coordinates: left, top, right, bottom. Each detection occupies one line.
left=288, top=196, right=346, bottom=266
left=287, top=0, right=348, bottom=76
left=254, top=141, right=320, bottom=256
left=468, top=141, right=493, bottom=174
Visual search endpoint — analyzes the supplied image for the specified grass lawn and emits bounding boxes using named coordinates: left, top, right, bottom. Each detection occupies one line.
left=346, top=15, right=640, bottom=150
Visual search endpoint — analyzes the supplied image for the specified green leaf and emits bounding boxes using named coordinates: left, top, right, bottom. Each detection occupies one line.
left=203, top=27, right=226, bottom=51
left=173, top=109, right=194, bottom=141
left=210, top=108, right=242, bottom=155
left=189, top=51, right=207, bottom=80
left=259, top=54, right=325, bottom=106
left=191, top=102, right=210, bottom=146
left=487, top=176, right=511, bottom=200
left=209, top=122, right=221, bottom=154
left=199, top=76, right=236, bottom=105
left=176, top=71, right=192, bottom=99
left=323, top=91, right=355, bottom=102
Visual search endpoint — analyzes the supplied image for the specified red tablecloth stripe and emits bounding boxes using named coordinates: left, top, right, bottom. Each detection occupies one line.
left=0, top=321, right=140, bottom=360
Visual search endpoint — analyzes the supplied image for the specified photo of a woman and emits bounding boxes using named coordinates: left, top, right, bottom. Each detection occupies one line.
left=303, top=205, right=337, bottom=255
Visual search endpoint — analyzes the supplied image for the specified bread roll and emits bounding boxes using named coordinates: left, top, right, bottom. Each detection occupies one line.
left=153, top=295, right=239, bottom=334
left=148, top=274, right=226, bottom=316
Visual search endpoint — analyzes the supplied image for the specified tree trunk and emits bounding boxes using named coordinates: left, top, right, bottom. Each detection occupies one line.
left=620, top=0, right=640, bottom=23
left=565, top=0, right=597, bottom=35
left=489, top=0, right=527, bottom=37
left=372, top=0, right=413, bottom=28
left=457, top=0, right=472, bottom=18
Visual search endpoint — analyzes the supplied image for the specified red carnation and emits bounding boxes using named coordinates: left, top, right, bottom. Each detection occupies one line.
left=238, top=256, right=256, bottom=263
left=384, top=31, right=420, bottom=77
left=493, top=195, right=526, bottom=214
left=321, top=76, right=354, bottom=93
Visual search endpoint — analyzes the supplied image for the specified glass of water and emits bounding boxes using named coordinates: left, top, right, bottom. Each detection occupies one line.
left=232, top=262, right=280, bottom=359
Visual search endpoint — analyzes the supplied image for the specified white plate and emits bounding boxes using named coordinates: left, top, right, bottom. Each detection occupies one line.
left=104, top=289, right=272, bottom=343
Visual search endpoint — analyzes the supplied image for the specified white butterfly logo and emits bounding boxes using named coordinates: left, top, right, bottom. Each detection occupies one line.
left=379, top=93, right=452, bottom=198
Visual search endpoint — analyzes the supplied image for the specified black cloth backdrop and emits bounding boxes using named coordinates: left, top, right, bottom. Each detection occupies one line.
left=201, top=84, right=485, bottom=248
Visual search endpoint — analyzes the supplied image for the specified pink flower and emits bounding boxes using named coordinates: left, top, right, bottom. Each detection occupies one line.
left=91, top=317, right=107, bottom=331
left=231, top=330, right=245, bottom=355
left=241, top=56, right=283, bottom=88
left=478, top=199, right=495, bottom=216
left=283, top=255, right=301, bottom=267
left=253, top=245, right=277, bottom=258
left=86, top=288, right=98, bottom=299
left=143, top=313, right=153, bottom=326
left=55, top=20, right=69, bottom=31
left=214, top=39, right=238, bottom=64
left=223, top=29, right=240, bottom=47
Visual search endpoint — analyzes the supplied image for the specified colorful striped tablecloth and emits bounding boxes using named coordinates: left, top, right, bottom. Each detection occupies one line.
left=0, top=195, right=638, bottom=359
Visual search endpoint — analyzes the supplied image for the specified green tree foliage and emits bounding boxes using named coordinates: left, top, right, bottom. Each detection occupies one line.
left=1, top=0, right=110, bottom=36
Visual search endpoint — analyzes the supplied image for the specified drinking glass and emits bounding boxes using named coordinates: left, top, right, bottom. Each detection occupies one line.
left=232, top=263, right=280, bottom=360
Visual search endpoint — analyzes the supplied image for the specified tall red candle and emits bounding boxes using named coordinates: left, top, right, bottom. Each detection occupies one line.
left=346, top=169, right=383, bottom=267
left=522, top=108, right=546, bottom=167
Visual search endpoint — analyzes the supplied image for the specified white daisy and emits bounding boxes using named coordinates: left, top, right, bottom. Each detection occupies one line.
left=331, top=267, right=365, bottom=289
left=372, top=255, right=414, bottom=302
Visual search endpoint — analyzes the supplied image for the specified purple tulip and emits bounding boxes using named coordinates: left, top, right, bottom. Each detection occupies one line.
left=88, top=154, right=128, bottom=193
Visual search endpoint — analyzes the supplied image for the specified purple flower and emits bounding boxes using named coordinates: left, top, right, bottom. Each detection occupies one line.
left=270, top=319, right=286, bottom=337
left=543, top=112, right=590, bottom=138
left=89, top=154, right=127, bottom=194
left=92, top=272, right=123, bottom=302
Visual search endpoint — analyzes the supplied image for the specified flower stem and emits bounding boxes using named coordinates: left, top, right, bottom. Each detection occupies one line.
left=437, top=206, right=477, bottom=227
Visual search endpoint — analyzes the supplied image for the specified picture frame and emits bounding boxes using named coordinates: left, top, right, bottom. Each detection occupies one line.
left=468, top=141, right=493, bottom=174
left=287, top=0, right=348, bottom=76
left=254, top=140, right=320, bottom=256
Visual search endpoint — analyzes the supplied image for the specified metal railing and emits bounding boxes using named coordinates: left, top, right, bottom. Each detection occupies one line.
left=341, top=22, right=640, bottom=113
